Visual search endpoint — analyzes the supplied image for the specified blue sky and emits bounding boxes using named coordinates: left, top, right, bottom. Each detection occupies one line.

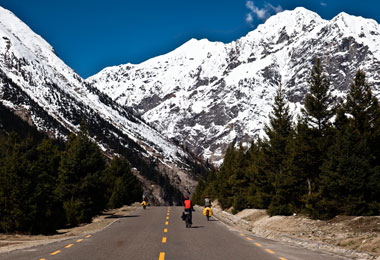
left=1, top=0, right=379, bottom=78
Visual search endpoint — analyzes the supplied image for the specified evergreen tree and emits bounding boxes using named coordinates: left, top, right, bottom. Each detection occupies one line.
left=104, top=156, right=142, bottom=209
left=264, top=84, right=293, bottom=158
left=296, top=58, right=336, bottom=214
left=303, top=58, right=335, bottom=132
left=0, top=134, right=38, bottom=233
left=345, top=70, right=379, bottom=134
left=56, top=129, right=106, bottom=225
left=28, top=139, right=64, bottom=233
left=247, top=139, right=272, bottom=209
left=192, top=176, right=206, bottom=205
left=318, top=70, right=380, bottom=218
left=214, top=144, right=237, bottom=209
left=264, top=84, right=296, bottom=215
left=230, top=143, right=249, bottom=213
left=292, top=121, right=321, bottom=214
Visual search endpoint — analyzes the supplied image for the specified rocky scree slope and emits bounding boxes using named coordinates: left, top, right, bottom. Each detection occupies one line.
left=0, top=6, right=201, bottom=204
left=88, top=7, right=380, bottom=165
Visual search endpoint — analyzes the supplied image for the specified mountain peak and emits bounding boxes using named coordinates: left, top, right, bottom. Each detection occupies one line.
left=332, top=11, right=379, bottom=29
left=329, top=11, right=380, bottom=55
left=0, top=5, right=57, bottom=66
left=246, top=7, right=324, bottom=42
left=269, top=7, right=324, bottom=24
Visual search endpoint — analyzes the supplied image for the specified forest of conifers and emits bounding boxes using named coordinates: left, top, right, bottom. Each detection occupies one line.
left=0, top=112, right=142, bottom=234
left=193, top=59, right=380, bottom=219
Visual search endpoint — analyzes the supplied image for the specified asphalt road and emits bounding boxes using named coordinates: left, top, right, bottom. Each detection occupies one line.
left=0, top=206, right=350, bottom=260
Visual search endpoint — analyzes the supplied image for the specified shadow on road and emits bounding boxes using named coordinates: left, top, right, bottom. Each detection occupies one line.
left=105, top=214, right=140, bottom=219
left=190, top=225, right=205, bottom=228
left=207, top=219, right=218, bottom=222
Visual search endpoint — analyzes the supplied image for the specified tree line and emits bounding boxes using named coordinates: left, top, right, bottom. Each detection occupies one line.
left=193, top=59, right=380, bottom=219
left=0, top=115, right=142, bottom=234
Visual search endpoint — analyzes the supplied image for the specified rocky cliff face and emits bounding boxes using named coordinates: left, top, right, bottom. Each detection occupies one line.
left=88, top=7, right=380, bottom=165
left=0, top=6, right=201, bottom=204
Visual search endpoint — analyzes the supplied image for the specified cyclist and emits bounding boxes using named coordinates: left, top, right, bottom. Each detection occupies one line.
left=184, top=195, right=194, bottom=225
left=203, top=195, right=213, bottom=220
left=204, top=195, right=211, bottom=208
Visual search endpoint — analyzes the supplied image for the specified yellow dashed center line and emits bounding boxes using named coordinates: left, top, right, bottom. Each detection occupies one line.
left=45, top=234, right=92, bottom=259
left=50, top=250, right=61, bottom=255
left=240, top=233, right=278, bottom=258
left=279, top=257, right=288, bottom=260
left=158, top=209, right=170, bottom=260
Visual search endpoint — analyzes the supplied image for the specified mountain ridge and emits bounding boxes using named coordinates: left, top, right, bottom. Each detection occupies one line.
left=88, top=7, right=380, bottom=165
left=0, top=5, right=202, bottom=204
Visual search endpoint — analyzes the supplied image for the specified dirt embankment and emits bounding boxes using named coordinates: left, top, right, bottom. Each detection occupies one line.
left=0, top=204, right=139, bottom=254
left=210, top=204, right=380, bottom=260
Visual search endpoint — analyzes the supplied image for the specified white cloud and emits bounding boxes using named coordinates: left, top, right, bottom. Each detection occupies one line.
left=266, top=3, right=283, bottom=13
left=246, top=1, right=268, bottom=20
left=246, top=13, right=253, bottom=24
left=320, top=2, right=327, bottom=7
left=245, top=1, right=283, bottom=25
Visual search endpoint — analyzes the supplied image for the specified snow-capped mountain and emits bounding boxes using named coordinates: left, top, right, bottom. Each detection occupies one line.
left=0, top=6, right=201, bottom=204
left=88, top=7, right=380, bottom=164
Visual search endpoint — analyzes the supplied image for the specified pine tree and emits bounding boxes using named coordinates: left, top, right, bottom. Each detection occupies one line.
left=303, top=58, right=335, bottom=132
left=104, top=156, right=142, bottom=208
left=296, top=58, right=336, bottom=214
left=264, top=84, right=293, bottom=157
left=345, top=70, right=379, bottom=134
left=28, top=139, right=64, bottom=233
left=246, top=139, right=272, bottom=209
left=318, top=70, right=380, bottom=218
left=56, top=129, right=106, bottom=225
left=230, top=143, right=249, bottom=213
left=0, top=133, right=35, bottom=232
left=263, top=84, right=296, bottom=215
left=191, top=176, right=206, bottom=205
left=215, top=144, right=237, bottom=209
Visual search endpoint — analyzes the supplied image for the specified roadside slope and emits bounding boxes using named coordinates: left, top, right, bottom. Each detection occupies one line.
left=209, top=205, right=380, bottom=260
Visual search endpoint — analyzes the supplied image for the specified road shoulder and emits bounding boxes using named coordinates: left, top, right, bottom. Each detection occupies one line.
left=203, top=205, right=379, bottom=260
left=0, top=204, right=139, bottom=254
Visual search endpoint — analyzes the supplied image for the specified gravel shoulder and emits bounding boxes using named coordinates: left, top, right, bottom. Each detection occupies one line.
left=207, top=204, right=380, bottom=260
left=0, top=204, right=140, bottom=254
